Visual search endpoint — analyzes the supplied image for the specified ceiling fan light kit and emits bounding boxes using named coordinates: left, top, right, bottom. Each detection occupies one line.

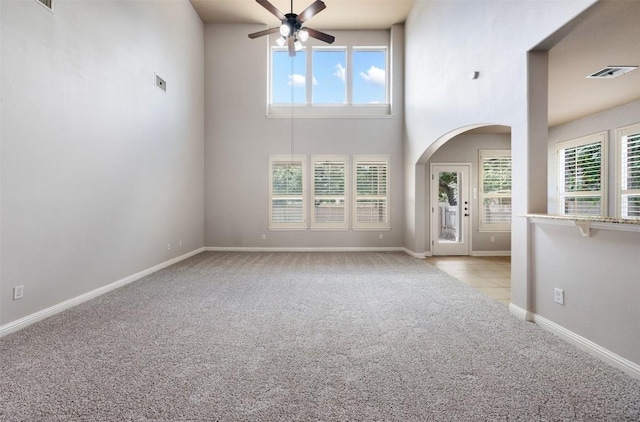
left=248, top=0, right=335, bottom=57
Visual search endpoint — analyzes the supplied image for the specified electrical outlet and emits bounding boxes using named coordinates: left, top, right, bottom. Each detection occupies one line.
left=167, top=243, right=171, bottom=251
left=261, top=234, right=266, bottom=240
left=379, top=234, right=384, bottom=240
left=490, top=236, right=495, bottom=243
left=13, top=285, right=24, bottom=300
left=554, top=288, right=565, bottom=305
left=179, top=240, right=183, bottom=247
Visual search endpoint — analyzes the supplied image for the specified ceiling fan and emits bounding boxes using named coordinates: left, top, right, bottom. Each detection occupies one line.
left=248, top=0, right=335, bottom=57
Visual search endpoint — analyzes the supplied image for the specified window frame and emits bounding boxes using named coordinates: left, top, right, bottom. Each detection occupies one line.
left=268, top=155, right=307, bottom=230
left=311, top=155, right=349, bottom=230
left=352, top=155, right=390, bottom=230
left=478, top=150, right=512, bottom=232
left=268, top=43, right=390, bottom=118
left=556, top=132, right=607, bottom=217
left=616, top=122, right=640, bottom=219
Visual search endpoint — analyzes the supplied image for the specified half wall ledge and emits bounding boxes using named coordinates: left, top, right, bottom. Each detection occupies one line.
left=521, top=214, right=640, bottom=237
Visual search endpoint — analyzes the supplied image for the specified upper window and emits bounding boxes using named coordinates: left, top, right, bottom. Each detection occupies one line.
left=269, top=155, right=307, bottom=230
left=269, top=44, right=389, bottom=116
left=352, top=49, right=387, bottom=104
left=617, top=123, right=640, bottom=218
left=556, top=133, right=607, bottom=216
left=271, top=50, right=307, bottom=105
left=479, top=150, right=512, bottom=231
left=311, top=156, right=348, bottom=230
left=312, top=48, right=346, bottom=105
left=353, top=155, right=390, bottom=230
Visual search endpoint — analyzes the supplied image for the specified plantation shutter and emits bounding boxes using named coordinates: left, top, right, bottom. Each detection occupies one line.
left=480, top=151, right=512, bottom=229
left=353, top=156, right=390, bottom=229
left=269, top=156, right=306, bottom=229
left=557, top=134, right=605, bottom=216
left=621, top=127, right=640, bottom=217
left=312, top=157, right=347, bottom=229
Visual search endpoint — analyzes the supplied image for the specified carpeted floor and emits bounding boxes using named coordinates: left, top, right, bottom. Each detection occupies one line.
left=1, top=252, right=639, bottom=421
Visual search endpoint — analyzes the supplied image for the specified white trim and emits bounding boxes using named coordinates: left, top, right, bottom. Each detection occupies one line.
left=403, top=248, right=426, bottom=259
left=471, top=250, right=511, bottom=257
left=205, top=246, right=406, bottom=253
left=533, top=313, right=640, bottom=381
left=616, top=122, right=640, bottom=218
left=509, top=303, right=535, bottom=322
left=0, top=248, right=205, bottom=338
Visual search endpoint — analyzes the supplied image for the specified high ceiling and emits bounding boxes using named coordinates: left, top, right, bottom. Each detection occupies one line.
left=190, top=0, right=640, bottom=129
left=189, top=0, right=414, bottom=29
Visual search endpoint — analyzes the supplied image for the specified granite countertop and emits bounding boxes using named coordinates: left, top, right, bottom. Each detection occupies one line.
left=521, top=213, right=640, bottom=225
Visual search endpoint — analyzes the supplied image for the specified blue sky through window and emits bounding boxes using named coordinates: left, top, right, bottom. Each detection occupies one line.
left=313, top=49, right=346, bottom=104
left=353, top=50, right=386, bottom=104
left=271, top=48, right=386, bottom=105
left=272, top=50, right=306, bottom=104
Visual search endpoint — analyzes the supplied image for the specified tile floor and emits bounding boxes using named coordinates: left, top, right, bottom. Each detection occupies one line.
left=425, top=256, right=511, bottom=306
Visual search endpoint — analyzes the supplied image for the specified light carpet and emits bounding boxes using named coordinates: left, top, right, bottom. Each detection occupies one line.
left=1, top=252, right=639, bottom=421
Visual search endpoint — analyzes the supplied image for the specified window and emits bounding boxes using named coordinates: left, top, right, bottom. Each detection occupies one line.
left=353, top=156, right=390, bottom=230
left=271, top=49, right=307, bottom=104
left=312, top=48, right=346, bottom=105
left=479, top=150, right=512, bottom=231
left=269, top=155, right=307, bottom=229
left=269, top=42, right=389, bottom=116
left=556, top=133, right=606, bottom=216
left=617, top=123, right=640, bottom=218
left=311, top=156, right=348, bottom=229
left=352, top=48, right=387, bottom=104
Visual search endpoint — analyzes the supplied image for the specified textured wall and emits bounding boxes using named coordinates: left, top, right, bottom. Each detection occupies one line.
left=0, top=0, right=205, bottom=325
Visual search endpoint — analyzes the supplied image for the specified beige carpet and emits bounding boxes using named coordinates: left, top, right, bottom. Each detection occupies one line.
left=1, top=252, right=639, bottom=421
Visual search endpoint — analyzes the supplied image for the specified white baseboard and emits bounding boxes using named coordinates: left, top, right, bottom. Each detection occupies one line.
left=0, top=248, right=205, bottom=338
left=205, top=246, right=406, bottom=253
left=508, top=304, right=640, bottom=380
left=204, top=246, right=426, bottom=259
left=508, top=303, right=535, bottom=322
left=533, top=314, right=640, bottom=380
left=471, top=251, right=511, bottom=257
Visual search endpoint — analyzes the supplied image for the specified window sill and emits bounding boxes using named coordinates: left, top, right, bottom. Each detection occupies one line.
left=267, top=104, right=392, bottom=119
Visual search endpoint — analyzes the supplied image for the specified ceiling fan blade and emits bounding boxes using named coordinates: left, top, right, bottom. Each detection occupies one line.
left=297, top=1, right=326, bottom=23
left=288, top=36, right=296, bottom=57
left=256, top=0, right=286, bottom=21
left=248, top=27, right=280, bottom=39
left=305, top=27, right=335, bottom=44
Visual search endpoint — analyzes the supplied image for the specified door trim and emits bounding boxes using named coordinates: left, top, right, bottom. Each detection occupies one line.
left=429, top=163, right=472, bottom=256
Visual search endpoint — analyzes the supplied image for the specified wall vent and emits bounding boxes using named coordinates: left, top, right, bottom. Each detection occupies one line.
left=35, top=0, right=53, bottom=11
left=586, top=66, right=637, bottom=79
left=155, top=74, right=167, bottom=93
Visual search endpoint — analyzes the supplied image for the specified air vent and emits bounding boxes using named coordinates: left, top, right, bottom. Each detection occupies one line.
left=586, top=66, right=637, bottom=79
left=35, top=0, right=53, bottom=11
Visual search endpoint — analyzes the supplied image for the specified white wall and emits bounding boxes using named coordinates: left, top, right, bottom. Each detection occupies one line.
left=0, top=0, right=205, bottom=326
left=425, top=133, right=511, bottom=254
left=203, top=25, right=404, bottom=248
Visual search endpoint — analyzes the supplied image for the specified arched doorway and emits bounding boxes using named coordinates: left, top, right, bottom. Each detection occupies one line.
left=419, top=125, right=511, bottom=257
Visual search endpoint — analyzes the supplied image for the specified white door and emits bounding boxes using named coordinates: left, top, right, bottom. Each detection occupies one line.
left=430, top=164, right=471, bottom=255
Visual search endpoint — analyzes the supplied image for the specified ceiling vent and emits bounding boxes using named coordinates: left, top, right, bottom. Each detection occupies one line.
left=586, top=66, right=637, bottom=79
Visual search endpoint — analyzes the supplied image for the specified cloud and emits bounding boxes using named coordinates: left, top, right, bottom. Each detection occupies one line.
left=288, top=74, right=318, bottom=87
left=359, top=66, right=386, bottom=85
left=334, top=63, right=346, bottom=83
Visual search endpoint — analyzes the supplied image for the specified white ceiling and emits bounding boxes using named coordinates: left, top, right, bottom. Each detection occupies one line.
left=189, top=0, right=414, bottom=29
left=548, top=0, right=640, bottom=127
left=190, top=0, right=640, bottom=129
